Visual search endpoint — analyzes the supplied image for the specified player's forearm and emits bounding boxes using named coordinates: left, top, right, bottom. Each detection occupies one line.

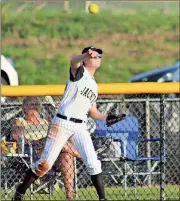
left=89, top=110, right=107, bottom=120
left=70, top=53, right=87, bottom=69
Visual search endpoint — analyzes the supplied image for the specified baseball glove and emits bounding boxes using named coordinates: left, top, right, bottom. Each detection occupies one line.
left=106, top=114, right=126, bottom=127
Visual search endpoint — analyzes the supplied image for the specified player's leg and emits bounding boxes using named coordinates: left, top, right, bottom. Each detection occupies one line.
left=70, top=129, right=106, bottom=200
left=12, top=121, right=70, bottom=201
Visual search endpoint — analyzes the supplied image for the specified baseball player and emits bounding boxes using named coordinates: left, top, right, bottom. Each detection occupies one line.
left=12, top=46, right=125, bottom=201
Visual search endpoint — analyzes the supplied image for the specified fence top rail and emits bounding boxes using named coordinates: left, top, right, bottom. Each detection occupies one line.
left=1, top=98, right=179, bottom=107
left=1, top=82, right=180, bottom=96
left=97, top=98, right=180, bottom=103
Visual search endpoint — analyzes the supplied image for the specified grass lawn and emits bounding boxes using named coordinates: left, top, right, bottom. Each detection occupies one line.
left=2, top=8, right=179, bottom=85
left=1, top=185, right=179, bottom=200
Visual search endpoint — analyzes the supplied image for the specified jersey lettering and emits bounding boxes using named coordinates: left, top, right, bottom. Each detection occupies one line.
left=80, top=87, right=97, bottom=104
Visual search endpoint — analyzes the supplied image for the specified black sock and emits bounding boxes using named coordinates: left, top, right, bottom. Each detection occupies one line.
left=91, top=173, right=105, bottom=199
left=16, top=168, right=39, bottom=194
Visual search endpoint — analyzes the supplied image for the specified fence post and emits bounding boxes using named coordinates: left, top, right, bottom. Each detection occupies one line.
left=74, top=158, right=78, bottom=199
left=145, top=98, right=151, bottom=186
left=85, top=1, right=91, bottom=13
left=160, top=95, right=166, bottom=201
left=64, top=0, right=69, bottom=12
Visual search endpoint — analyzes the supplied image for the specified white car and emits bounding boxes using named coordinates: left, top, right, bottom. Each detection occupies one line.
left=1, top=55, right=19, bottom=86
left=1, top=55, right=19, bottom=103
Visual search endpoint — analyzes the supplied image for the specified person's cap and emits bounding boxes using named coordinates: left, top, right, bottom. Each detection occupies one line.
left=82, top=46, right=103, bottom=54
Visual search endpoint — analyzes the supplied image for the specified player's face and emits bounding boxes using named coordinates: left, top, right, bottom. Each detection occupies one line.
left=85, top=51, right=102, bottom=69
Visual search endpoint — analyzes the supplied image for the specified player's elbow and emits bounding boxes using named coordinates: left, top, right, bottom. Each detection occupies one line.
left=70, top=59, right=80, bottom=69
left=88, top=110, right=96, bottom=119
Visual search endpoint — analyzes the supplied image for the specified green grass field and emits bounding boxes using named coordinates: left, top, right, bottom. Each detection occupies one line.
left=1, top=3, right=179, bottom=85
left=2, top=185, right=179, bottom=200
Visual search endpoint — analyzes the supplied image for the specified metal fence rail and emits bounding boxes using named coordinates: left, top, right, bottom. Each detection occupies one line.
left=1, top=94, right=179, bottom=200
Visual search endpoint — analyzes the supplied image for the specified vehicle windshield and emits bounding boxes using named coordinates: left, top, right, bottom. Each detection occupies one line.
left=172, top=68, right=180, bottom=81
left=144, top=69, right=177, bottom=82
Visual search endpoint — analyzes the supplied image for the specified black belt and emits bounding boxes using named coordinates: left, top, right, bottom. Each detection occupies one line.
left=56, top=113, right=83, bottom=123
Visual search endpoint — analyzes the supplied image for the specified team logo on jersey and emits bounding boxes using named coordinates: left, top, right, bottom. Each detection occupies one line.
left=80, top=87, right=97, bottom=103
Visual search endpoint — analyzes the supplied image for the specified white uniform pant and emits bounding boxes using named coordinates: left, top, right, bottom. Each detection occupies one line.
left=32, top=116, right=101, bottom=177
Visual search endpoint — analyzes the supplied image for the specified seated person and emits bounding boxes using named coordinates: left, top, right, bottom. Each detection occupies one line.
left=11, top=96, right=80, bottom=200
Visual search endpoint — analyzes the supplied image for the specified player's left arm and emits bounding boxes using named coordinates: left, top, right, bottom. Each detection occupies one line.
left=88, top=103, right=107, bottom=120
left=88, top=103, right=126, bottom=126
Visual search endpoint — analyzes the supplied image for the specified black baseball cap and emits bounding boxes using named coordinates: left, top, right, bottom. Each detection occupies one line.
left=82, top=46, right=103, bottom=54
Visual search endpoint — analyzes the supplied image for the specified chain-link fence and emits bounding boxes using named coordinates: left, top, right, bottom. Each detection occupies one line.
left=1, top=93, right=179, bottom=200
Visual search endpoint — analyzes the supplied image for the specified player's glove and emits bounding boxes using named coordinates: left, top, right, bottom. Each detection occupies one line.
left=106, top=114, right=126, bottom=127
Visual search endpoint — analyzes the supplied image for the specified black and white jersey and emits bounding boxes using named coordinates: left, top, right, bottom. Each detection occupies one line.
left=58, top=66, right=98, bottom=121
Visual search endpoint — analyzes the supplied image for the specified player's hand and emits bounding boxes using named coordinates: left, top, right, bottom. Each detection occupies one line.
left=87, top=49, right=98, bottom=58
